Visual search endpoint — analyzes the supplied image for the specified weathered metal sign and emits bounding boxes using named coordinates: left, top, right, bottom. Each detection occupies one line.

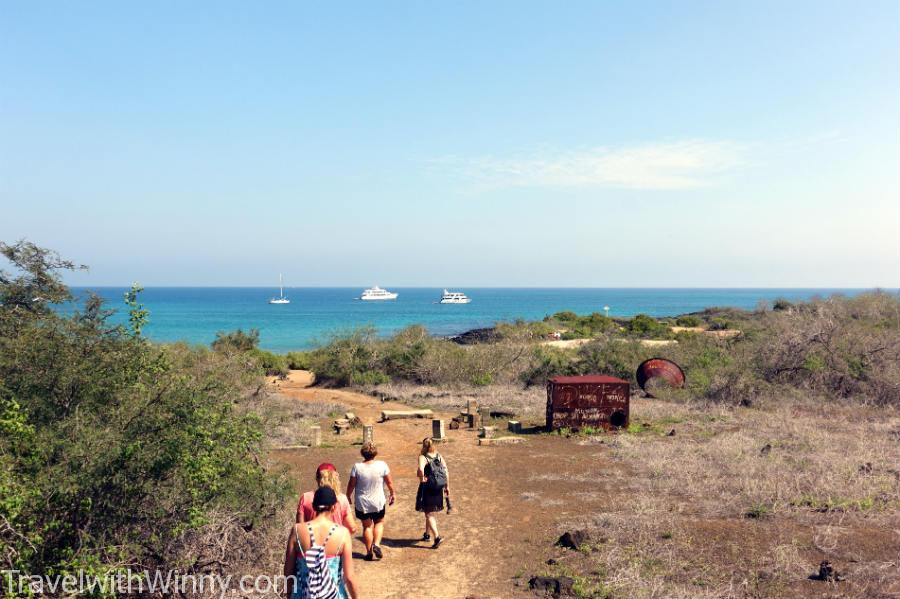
left=546, top=375, right=630, bottom=431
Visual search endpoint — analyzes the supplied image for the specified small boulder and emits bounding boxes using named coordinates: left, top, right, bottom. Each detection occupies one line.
left=811, top=560, right=845, bottom=582
left=528, top=576, right=574, bottom=597
left=556, top=530, right=591, bottom=551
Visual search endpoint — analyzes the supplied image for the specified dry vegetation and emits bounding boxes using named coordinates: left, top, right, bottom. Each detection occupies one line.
left=265, top=292, right=900, bottom=598
left=532, top=395, right=900, bottom=598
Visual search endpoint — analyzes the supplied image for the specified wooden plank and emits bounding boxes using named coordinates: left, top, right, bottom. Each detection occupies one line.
left=478, top=436, right=525, bottom=446
left=380, top=409, right=434, bottom=422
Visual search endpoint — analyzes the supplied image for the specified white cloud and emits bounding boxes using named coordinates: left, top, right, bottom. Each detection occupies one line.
left=439, top=139, right=747, bottom=190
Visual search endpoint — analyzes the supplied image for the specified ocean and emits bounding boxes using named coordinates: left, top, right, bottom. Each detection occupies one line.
left=65, top=287, right=887, bottom=353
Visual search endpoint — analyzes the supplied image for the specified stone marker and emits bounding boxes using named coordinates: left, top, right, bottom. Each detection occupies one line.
left=363, top=425, right=374, bottom=444
left=507, top=420, right=522, bottom=434
left=380, top=409, right=434, bottom=422
left=478, top=436, right=525, bottom=446
left=466, top=400, right=478, bottom=415
left=432, top=418, right=446, bottom=441
left=309, top=425, right=322, bottom=447
left=478, top=426, right=496, bottom=439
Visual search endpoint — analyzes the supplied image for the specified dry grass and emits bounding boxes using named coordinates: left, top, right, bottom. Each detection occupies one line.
left=263, top=391, right=345, bottom=447
left=551, top=395, right=900, bottom=598
left=362, top=381, right=547, bottom=420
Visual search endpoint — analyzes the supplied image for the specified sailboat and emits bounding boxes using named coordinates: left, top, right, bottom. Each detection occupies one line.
left=269, top=274, right=290, bottom=304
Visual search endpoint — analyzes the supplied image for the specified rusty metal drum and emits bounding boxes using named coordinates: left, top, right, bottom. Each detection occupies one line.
left=635, top=358, right=686, bottom=397
left=546, top=375, right=630, bottom=432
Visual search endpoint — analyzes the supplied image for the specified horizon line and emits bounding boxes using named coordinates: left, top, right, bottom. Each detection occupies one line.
left=66, top=285, right=899, bottom=290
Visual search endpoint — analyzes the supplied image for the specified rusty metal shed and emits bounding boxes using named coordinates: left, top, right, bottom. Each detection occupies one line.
left=546, top=375, right=630, bottom=432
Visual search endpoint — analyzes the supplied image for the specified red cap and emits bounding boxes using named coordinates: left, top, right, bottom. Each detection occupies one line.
left=316, top=463, right=337, bottom=474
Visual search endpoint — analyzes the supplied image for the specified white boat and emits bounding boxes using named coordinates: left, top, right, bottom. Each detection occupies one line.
left=360, top=285, right=398, bottom=301
left=439, top=289, right=471, bottom=304
left=269, top=274, right=290, bottom=304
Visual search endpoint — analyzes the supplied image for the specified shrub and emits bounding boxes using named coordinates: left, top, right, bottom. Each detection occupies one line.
left=306, top=326, right=386, bottom=386
left=211, top=328, right=260, bottom=352
left=0, top=242, right=288, bottom=591
left=675, top=315, right=701, bottom=327
left=521, top=346, right=579, bottom=386
left=248, top=348, right=289, bottom=377
left=286, top=351, right=311, bottom=370
left=627, top=314, right=670, bottom=338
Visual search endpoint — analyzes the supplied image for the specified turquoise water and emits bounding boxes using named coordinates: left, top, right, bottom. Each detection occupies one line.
left=69, top=287, right=886, bottom=352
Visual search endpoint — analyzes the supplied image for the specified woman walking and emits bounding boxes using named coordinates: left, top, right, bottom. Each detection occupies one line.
left=297, top=463, right=358, bottom=534
left=346, top=442, right=395, bottom=561
left=415, top=437, right=449, bottom=548
left=284, top=486, right=361, bottom=599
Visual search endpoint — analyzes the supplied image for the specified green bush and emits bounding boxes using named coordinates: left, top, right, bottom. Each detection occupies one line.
left=286, top=351, right=311, bottom=370
left=627, top=314, right=670, bottom=338
left=248, top=348, right=289, bottom=377
left=0, top=241, right=288, bottom=593
left=211, top=328, right=260, bottom=351
left=521, top=346, right=579, bottom=386
left=675, top=315, right=701, bottom=327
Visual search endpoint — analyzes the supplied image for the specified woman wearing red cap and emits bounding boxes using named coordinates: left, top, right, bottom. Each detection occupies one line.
left=297, top=463, right=357, bottom=534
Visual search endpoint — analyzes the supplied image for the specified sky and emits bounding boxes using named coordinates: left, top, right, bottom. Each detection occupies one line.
left=1, top=1, right=898, bottom=287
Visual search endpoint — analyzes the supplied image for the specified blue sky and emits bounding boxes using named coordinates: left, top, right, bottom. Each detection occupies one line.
left=2, top=1, right=898, bottom=287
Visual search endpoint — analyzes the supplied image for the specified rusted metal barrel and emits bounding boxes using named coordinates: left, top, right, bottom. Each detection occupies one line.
left=636, top=358, right=685, bottom=397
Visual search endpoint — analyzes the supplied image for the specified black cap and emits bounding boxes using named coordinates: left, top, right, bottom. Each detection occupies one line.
left=313, top=486, right=338, bottom=510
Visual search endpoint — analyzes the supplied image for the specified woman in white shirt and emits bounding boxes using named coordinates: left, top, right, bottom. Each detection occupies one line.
left=346, top=442, right=395, bottom=561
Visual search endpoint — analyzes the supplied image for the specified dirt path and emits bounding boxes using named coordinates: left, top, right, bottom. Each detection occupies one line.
left=269, top=371, right=568, bottom=599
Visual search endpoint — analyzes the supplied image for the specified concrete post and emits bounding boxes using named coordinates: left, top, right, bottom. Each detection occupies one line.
left=309, top=425, right=322, bottom=447
left=479, top=426, right=497, bottom=439
left=363, top=425, right=374, bottom=445
left=432, top=418, right=445, bottom=441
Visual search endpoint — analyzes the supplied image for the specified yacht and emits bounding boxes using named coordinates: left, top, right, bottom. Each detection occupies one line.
left=439, top=289, right=471, bottom=304
left=269, top=274, right=290, bottom=304
left=360, top=285, right=398, bottom=301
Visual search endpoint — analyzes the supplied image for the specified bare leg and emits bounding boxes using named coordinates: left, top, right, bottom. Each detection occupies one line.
left=362, top=520, right=374, bottom=555
left=373, top=519, right=385, bottom=547
left=425, top=512, right=438, bottom=538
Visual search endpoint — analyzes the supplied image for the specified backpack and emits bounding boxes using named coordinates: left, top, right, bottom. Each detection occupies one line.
left=426, top=453, right=448, bottom=487
left=300, top=524, right=339, bottom=599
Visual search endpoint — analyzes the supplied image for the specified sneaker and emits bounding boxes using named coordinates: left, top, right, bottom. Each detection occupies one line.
left=372, top=544, right=383, bottom=559
left=364, top=553, right=374, bottom=561
left=432, top=536, right=443, bottom=549
left=422, top=533, right=431, bottom=542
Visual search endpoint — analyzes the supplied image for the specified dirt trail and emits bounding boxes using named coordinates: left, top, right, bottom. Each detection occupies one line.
left=269, top=371, right=568, bottom=599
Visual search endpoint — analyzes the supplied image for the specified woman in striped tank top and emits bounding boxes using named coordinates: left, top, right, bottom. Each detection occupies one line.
left=284, top=487, right=361, bottom=599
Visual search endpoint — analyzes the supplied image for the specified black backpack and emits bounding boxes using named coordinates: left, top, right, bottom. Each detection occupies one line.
left=426, top=453, right=448, bottom=487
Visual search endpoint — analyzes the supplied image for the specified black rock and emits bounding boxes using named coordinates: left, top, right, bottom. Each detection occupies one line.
left=451, top=327, right=500, bottom=345
left=528, top=576, right=575, bottom=597
left=811, top=560, right=845, bottom=582
left=556, top=530, right=590, bottom=550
